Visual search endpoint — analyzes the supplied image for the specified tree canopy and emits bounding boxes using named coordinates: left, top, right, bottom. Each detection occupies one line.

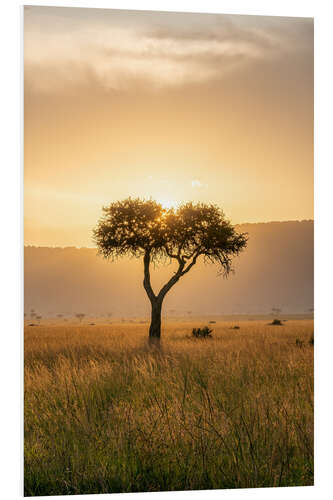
left=93, top=197, right=247, bottom=277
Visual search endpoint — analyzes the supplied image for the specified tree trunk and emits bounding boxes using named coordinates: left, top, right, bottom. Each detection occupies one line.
left=143, top=249, right=190, bottom=345
left=149, top=298, right=162, bottom=343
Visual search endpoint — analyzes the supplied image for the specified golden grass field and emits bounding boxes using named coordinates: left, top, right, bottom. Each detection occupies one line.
left=24, top=318, right=314, bottom=496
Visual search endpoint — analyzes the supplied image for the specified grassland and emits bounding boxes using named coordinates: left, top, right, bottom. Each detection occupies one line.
left=24, top=318, right=313, bottom=496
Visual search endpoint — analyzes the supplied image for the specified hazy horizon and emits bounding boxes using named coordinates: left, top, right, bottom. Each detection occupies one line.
left=24, top=220, right=313, bottom=317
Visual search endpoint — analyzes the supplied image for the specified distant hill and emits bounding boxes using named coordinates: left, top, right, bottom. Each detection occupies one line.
left=24, top=220, right=313, bottom=317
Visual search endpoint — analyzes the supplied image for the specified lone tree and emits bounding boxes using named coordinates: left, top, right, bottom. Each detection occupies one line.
left=93, top=198, right=247, bottom=343
left=76, top=313, right=85, bottom=323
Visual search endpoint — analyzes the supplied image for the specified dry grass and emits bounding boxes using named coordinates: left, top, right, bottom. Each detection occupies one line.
left=24, top=319, right=314, bottom=496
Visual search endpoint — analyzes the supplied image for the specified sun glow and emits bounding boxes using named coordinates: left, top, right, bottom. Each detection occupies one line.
left=156, top=198, right=178, bottom=210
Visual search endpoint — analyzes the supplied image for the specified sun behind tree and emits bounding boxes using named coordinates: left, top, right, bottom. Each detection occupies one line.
left=93, top=198, right=248, bottom=343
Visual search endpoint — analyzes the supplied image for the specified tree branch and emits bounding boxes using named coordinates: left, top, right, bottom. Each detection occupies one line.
left=143, top=251, right=156, bottom=303
left=157, top=259, right=185, bottom=301
left=182, top=247, right=200, bottom=261
left=164, top=244, right=183, bottom=265
left=157, top=251, right=202, bottom=301
left=181, top=252, right=201, bottom=275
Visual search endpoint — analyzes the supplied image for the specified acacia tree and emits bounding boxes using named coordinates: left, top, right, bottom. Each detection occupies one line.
left=93, top=198, right=247, bottom=343
left=76, top=313, right=85, bottom=323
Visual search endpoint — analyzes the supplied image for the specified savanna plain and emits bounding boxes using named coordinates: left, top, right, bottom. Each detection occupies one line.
left=24, top=317, right=313, bottom=496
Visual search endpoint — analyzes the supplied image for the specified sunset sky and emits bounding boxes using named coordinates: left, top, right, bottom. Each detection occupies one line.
left=24, top=6, right=313, bottom=247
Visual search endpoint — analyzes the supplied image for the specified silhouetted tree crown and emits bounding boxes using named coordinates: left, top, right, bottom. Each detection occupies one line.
left=93, top=198, right=247, bottom=277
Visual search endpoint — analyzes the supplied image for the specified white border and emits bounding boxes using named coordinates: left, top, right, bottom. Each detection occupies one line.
left=1, top=1, right=332, bottom=499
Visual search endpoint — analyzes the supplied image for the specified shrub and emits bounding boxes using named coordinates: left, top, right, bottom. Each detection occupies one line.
left=309, top=334, right=314, bottom=346
left=192, top=326, right=213, bottom=338
left=270, top=319, right=283, bottom=326
left=296, top=338, right=304, bottom=348
left=76, top=313, right=85, bottom=323
left=230, top=326, right=240, bottom=330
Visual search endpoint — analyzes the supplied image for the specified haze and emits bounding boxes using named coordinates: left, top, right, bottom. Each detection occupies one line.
left=25, top=221, right=313, bottom=317
left=24, top=6, right=313, bottom=247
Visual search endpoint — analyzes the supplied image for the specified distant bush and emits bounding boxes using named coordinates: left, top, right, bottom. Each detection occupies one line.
left=296, top=338, right=304, bottom=348
left=270, top=319, right=283, bottom=326
left=76, top=313, right=85, bottom=323
left=230, top=326, right=240, bottom=330
left=209, top=320, right=216, bottom=324
left=192, top=326, right=213, bottom=338
left=309, top=334, right=314, bottom=346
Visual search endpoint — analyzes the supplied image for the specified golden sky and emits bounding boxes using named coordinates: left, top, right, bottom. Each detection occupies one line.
left=24, top=6, right=313, bottom=247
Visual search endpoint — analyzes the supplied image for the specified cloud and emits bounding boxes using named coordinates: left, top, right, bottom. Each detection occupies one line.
left=191, top=180, right=209, bottom=189
left=24, top=29, right=261, bottom=92
left=24, top=7, right=313, bottom=94
left=191, top=179, right=209, bottom=189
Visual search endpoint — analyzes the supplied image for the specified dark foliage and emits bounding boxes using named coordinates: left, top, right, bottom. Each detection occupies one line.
left=93, top=198, right=248, bottom=277
left=270, top=319, right=283, bottom=326
left=192, top=326, right=213, bottom=338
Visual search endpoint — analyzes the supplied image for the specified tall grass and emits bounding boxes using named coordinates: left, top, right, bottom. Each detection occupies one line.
left=24, top=320, right=313, bottom=495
